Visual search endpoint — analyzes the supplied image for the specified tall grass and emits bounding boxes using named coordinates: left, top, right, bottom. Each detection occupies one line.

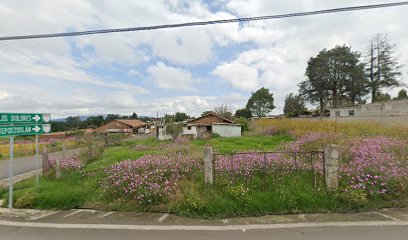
left=253, top=118, right=408, bottom=139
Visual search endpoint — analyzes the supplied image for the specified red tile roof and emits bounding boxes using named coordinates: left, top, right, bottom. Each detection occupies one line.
left=115, top=119, right=146, bottom=128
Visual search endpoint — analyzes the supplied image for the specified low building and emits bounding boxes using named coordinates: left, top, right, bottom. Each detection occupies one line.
left=182, top=113, right=241, bottom=139
left=329, top=99, right=408, bottom=118
left=93, top=119, right=146, bottom=134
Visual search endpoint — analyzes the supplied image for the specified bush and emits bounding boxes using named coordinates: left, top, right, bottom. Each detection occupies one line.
left=235, top=117, right=249, bottom=132
left=79, top=134, right=106, bottom=163
left=212, top=133, right=221, bottom=138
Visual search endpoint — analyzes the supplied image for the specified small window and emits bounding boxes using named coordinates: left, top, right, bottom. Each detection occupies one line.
left=187, top=126, right=191, bottom=130
left=335, top=111, right=341, bottom=117
left=206, top=126, right=211, bottom=131
left=349, top=110, right=355, bottom=116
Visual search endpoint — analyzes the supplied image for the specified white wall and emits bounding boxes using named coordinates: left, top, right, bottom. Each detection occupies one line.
left=330, top=99, right=408, bottom=118
left=157, top=126, right=173, bottom=141
left=182, top=125, right=197, bottom=138
left=212, top=124, right=241, bottom=137
left=330, top=107, right=359, bottom=118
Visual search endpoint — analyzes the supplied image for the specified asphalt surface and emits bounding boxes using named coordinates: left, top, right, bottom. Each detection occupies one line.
left=0, top=149, right=79, bottom=180
left=0, top=225, right=407, bottom=240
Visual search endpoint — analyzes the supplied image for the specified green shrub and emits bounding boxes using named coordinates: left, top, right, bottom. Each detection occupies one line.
left=337, top=189, right=368, bottom=206
left=235, top=117, right=249, bottom=132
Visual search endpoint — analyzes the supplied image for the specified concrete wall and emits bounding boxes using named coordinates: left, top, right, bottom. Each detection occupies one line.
left=156, top=126, right=173, bottom=141
left=330, top=99, right=408, bottom=119
left=212, top=124, right=241, bottom=137
left=330, top=106, right=359, bottom=118
left=182, top=125, right=198, bottom=138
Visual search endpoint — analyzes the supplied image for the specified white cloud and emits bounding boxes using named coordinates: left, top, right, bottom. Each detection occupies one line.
left=0, top=90, right=11, bottom=100
left=1, top=0, right=407, bottom=117
left=147, top=62, right=196, bottom=91
left=213, top=62, right=259, bottom=90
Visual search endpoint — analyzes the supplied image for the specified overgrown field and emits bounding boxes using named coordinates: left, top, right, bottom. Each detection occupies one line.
left=0, top=137, right=77, bottom=160
left=1, top=120, right=407, bottom=218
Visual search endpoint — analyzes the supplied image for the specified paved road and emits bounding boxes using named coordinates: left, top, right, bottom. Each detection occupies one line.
left=0, top=225, right=407, bottom=240
left=0, top=149, right=80, bottom=180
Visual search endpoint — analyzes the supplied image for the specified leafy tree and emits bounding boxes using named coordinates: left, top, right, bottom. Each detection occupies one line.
left=166, top=122, right=183, bottom=140
left=51, top=121, right=68, bottom=132
left=214, top=104, right=233, bottom=120
left=397, top=89, right=408, bottom=99
left=235, top=117, right=249, bottom=132
left=130, top=112, right=138, bottom=119
left=174, top=112, right=189, bottom=122
left=105, top=114, right=120, bottom=123
left=299, top=45, right=366, bottom=115
left=365, top=33, right=402, bottom=103
left=164, top=114, right=175, bottom=124
left=86, top=116, right=105, bottom=128
left=283, top=93, right=307, bottom=117
left=246, top=87, right=275, bottom=118
left=65, top=116, right=80, bottom=129
left=235, top=108, right=252, bottom=119
left=374, top=92, right=391, bottom=102
left=299, top=56, right=329, bottom=117
left=201, top=111, right=215, bottom=116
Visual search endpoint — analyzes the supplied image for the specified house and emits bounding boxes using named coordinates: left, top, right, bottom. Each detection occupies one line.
left=93, top=119, right=147, bottom=134
left=329, top=99, right=408, bottom=118
left=182, top=113, right=241, bottom=139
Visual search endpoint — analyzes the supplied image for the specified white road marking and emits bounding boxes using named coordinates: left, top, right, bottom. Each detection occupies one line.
left=96, top=212, right=114, bottom=219
left=63, top=210, right=84, bottom=218
left=157, top=214, right=169, bottom=223
left=371, top=211, right=400, bottom=221
left=28, top=211, right=59, bottom=221
left=0, top=220, right=408, bottom=231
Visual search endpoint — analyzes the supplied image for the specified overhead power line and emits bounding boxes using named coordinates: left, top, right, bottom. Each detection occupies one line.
left=0, top=1, right=407, bottom=41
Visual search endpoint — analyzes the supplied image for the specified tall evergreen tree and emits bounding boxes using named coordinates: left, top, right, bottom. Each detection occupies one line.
left=283, top=93, right=307, bottom=117
left=365, top=34, right=402, bottom=102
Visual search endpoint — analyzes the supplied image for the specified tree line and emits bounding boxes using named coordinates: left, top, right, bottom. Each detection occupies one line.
left=51, top=113, right=151, bottom=132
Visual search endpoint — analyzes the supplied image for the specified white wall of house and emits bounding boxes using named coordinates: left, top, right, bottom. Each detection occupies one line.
left=182, top=125, right=198, bottom=138
left=212, top=124, right=241, bottom=137
left=329, top=106, right=360, bottom=118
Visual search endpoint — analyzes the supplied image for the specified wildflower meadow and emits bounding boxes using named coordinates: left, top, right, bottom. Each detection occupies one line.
left=2, top=118, right=407, bottom=218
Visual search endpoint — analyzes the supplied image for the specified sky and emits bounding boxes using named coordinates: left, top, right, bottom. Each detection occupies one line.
left=0, top=0, right=407, bottom=119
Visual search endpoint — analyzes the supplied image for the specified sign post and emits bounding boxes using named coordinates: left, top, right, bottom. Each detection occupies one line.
left=0, top=113, right=51, bottom=209
left=35, top=134, right=39, bottom=189
left=8, top=136, right=14, bottom=209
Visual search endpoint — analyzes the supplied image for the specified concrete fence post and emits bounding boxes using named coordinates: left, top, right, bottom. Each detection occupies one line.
left=324, top=144, right=339, bottom=191
left=204, top=146, right=214, bottom=185
left=42, top=145, right=49, bottom=173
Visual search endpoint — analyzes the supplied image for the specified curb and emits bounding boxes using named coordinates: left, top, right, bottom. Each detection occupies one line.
left=1, top=219, right=408, bottom=231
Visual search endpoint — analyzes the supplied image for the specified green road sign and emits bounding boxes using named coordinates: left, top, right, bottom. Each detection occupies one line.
left=0, top=124, right=51, bottom=137
left=0, top=113, right=51, bottom=124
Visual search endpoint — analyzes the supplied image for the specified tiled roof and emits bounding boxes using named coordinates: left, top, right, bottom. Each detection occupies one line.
left=115, top=119, right=146, bottom=128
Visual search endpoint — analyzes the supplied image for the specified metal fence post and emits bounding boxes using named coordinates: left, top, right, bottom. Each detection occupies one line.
left=204, top=146, right=214, bottom=185
left=324, top=144, right=339, bottom=191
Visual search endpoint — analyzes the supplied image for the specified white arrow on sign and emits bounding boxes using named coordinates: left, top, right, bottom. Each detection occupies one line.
left=33, top=126, right=41, bottom=133
left=33, top=115, right=41, bottom=122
